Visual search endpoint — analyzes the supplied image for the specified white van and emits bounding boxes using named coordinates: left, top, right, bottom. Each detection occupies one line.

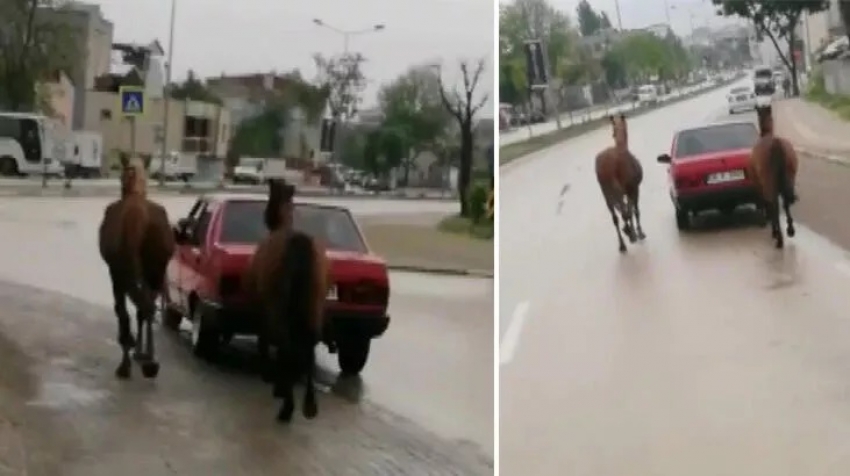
left=637, top=85, right=659, bottom=104
left=0, top=112, right=64, bottom=176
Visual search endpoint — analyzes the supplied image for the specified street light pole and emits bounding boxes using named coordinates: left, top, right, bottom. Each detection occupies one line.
left=613, top=0, right=623, bottom=30
left=158, top=0, right=177, bottom=186
left=312, top=19, right=384, bottom=187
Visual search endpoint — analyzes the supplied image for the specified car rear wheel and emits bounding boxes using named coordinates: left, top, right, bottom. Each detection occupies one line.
left=191, top=304, right=221, bottom=360
left=675, top=208, right=691, bottom=231
left=337, top=337, right=371, bottom=376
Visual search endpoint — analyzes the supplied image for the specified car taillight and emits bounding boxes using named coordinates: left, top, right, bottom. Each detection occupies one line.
left=339, top=281, right=388, bottom=306
left=219, top=274, right=241, bottom=298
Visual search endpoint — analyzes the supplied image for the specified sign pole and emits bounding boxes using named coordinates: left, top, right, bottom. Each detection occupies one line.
left=130, top=116, right=137, bottom=159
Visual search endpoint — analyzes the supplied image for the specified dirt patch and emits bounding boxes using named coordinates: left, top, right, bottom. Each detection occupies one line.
left=359, top=214, right=493, bottom=274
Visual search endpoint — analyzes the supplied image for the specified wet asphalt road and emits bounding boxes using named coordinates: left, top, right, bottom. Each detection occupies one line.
left=0, top=196, right=493, bottom=475
left=500, top=83, right=850, bottom=475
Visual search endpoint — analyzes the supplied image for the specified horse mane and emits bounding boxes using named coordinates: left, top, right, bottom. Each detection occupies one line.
left=123, top=157, right=148, bottom=199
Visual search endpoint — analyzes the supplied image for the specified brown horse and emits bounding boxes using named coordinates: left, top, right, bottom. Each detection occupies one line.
left=595, top=113, right=645, bottom=253
left=98, top=158, right=175, bottom=379
left=749, top=105, right=798, bottom=249
left=243, top=179, right=329, bottom=423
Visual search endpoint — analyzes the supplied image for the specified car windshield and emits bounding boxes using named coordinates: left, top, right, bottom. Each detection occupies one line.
left=731, top=87, right=750, bottom=94
left=674, top=123, right=758, bottom=158
left=218, top=200, right=368, bottom=253
left=754, top=69, right=772, bottom=79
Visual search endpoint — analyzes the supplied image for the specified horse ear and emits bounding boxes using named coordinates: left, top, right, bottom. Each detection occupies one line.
left=608, top=115, right=615, bottom=125
left=619, top=113, right=626, bottom=124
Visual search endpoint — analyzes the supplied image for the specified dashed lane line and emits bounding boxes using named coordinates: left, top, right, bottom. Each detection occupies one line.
left=500, top=301, right=530, bottom=366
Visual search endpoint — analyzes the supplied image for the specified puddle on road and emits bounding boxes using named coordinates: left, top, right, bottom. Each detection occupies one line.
left=26, top=358, right=108, bottom=411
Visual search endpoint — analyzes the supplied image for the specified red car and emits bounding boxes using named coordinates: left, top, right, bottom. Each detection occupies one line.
left=163, top=193, right=390, bottom=375
left=657, top=121, right=760, bottom=230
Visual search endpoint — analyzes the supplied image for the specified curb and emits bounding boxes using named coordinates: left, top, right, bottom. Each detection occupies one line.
left=387, top=264, right=493, bottom=278
left=500, top=77, right=744, bottom=166
left=0, top=185, right=458, bottom=201
left=796, top=146, right=850, bottom=167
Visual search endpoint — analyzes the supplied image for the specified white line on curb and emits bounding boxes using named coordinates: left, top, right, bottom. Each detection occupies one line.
left=500, top=301, right=530, bottom=366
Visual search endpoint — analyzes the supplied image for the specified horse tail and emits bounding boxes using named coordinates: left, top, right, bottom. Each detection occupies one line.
left=769, top=138, right=793, bottom=205
left=280, top=232, right=317, bottom=337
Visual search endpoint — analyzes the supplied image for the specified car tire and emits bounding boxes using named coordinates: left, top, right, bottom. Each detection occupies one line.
left=191, top=303, right=220, bottom=360
left=675, top=208, right=691, bottom=231
left=337, top=337, right=371, bottom=376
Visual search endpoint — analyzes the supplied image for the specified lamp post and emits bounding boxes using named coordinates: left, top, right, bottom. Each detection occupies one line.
left=158, top=0, right=177, bottom=186
left=312, top=19, right=385, bottom=190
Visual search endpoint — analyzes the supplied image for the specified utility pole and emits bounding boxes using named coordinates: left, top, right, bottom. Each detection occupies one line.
left=614, top=0, right=623, bottom=30
left=158, top=0, right=177, bottom=187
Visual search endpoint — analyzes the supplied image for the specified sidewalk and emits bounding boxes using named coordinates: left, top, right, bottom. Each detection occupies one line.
left=774, top=98, right=850, bottom=163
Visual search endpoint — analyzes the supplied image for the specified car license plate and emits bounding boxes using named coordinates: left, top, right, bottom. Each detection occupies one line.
left=706, top=170, right=745, bottom=184
left=326, top=285, right=338, bottom=301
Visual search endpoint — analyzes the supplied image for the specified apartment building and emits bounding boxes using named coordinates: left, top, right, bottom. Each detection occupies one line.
left=206, top=72, right=324, bottom=161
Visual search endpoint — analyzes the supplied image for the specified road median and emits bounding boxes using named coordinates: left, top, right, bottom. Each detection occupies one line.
left=500, top=76, right=744, bottom=166
left=359, top=216, right=493, bottom=278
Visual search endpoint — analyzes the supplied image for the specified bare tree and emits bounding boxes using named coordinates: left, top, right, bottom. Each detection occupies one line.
left=313, top=52, right=367, bottom=120
left=436, top=58, right=489, bottom=217
left=0, top=0, right=78, bottom=111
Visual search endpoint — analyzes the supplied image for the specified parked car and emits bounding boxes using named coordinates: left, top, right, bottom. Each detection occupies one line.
left=637, top=84, right=659, bottom=105
left=164, top=193, right=391, bottom=375
left=656, top=121, right=760, bottom=230
left=232, top=157, right=265, bottom=184
left=727, top=86, right=756, bottom=114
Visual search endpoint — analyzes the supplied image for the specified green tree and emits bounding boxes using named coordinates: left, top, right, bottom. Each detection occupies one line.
left=436, top=59, right=489, bottom=217
left=313, top=52, right=367, bottom=119
left=499, top=0, right=576, bottom=107
left=362, top=129, right=385, bottom=176
left=606, top=31, right=689, bottom=83
left=576, top=0, right=602, bottom=37
left=169, top=70, right=222, bottom=104
left=378, top=64, right=450, bottom=183
left=712, top=0, right=829, bottom=95
left=600, top=11, right=612, bottom=29
left=0, top=0, right=80, bottom=111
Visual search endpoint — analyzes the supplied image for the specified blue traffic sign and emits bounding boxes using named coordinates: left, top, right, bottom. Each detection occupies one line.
left=119, top=86, right=146, bottom=117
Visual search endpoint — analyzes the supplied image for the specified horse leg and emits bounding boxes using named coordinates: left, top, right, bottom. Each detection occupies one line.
left=632, top=192, right=646, bottom=240
left=110, top=271, right=134, bottom=379
left=128, top=284, right=160, bottom=378
left=611, top=208, right=627, bottom=253
left=302, top=340, right=318, bottom=419
left=783, top=196, right=796, bottom=238
left=768, top=201, right=784, bottom=249
left=257, top=329, right=275, bottom=384
left=274, top=339, right=296, bottom=423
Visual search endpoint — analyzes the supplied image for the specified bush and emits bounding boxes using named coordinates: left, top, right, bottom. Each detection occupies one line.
left=467, top=182, right=489, bottom=223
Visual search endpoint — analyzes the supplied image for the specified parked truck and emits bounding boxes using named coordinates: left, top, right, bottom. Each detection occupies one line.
left=150, top=152, right=197, bottom=182
left=63, top=131, right=103, bottom=178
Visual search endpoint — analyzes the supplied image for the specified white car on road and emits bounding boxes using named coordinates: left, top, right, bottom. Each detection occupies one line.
left=637, top=85, right=659, bottom=105
left=727, top=86, right=756, bottom=114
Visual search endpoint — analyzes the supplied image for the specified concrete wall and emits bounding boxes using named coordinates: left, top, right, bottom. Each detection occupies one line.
left=81, top=91, right=231, bottom=161
left=822, top=58, right=850, bottom=95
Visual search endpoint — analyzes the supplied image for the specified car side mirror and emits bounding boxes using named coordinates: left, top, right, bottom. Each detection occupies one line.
left=657, top=154, right=672, bottom=164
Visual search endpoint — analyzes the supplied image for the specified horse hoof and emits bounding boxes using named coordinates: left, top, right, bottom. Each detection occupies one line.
left=787, top=228, right=796, bottom=238
left=115, top=363, right=131, bottom=380
left=276, top=405, right=294, bottom=423
left=775, top=241, right=784, bottom=249
left=141, top=361, right=160, bottom=379
left=303, top=401, right=318, bottom=420
left=619, top=245, right=627, bottom=253
left=639, top=232, right=646, bottom=240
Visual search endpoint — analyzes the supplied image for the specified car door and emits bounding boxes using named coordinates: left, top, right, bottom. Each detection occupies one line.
left=182, top=201, right=215, bottom=306
left=173, top=198, right=206, bottom=311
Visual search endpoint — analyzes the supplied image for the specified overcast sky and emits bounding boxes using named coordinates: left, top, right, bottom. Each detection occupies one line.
left=88, top=0, right=495, bottom=115
left=500, top=0, right=742, bottom=38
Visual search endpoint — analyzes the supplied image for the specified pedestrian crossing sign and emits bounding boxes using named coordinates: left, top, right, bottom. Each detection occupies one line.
left=119, top=86, right=146, bottom=117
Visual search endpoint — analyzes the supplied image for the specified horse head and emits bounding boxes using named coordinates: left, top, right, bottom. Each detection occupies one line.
left=609, top=113, right=628, bottom=148
left=264, top=179, right=296, bottom=231
left=121, top=157, right=148, bottom=198
left=756, top=105, right=774, bottom=136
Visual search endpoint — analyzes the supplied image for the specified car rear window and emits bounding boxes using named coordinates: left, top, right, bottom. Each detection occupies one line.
left=674, top=123, right=758, bottom=158
left=218, top=200, right=368, bottom=253
left=754, top=69, right=772, bottom=79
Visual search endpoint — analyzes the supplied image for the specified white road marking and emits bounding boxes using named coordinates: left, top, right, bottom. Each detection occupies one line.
left=500, top=301, right=530, bottom=366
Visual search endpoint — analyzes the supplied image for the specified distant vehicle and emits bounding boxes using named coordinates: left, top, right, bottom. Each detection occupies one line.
left=164, top=194, right=390, bottom=374
left=637, top=85, right=659, bottom=105
left=151, top=152, right=197, bottom=182
left=727, top=86, right=756, bottom=114
left=0, top=112, right=64, bottom=177
left=232, top=157, right=265, bottom=184
left=656, top=121, right=760, bottom=230
left=753, top=66, right=776, bottom=96
left=499, top=104, right=512, bottom=130
left=63, top=131, right=103, bottom=178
